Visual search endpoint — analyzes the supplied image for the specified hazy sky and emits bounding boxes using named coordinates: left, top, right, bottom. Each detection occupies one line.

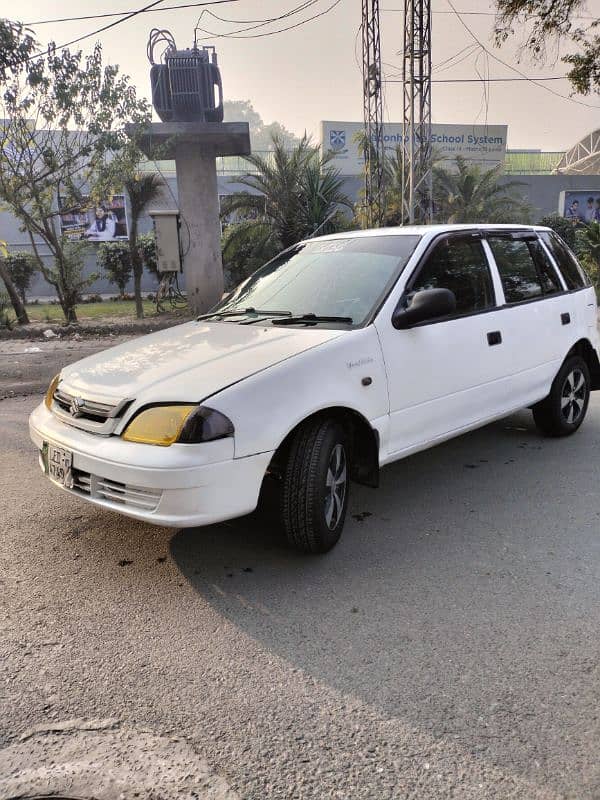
left=8, top=0, right=600, bottom=152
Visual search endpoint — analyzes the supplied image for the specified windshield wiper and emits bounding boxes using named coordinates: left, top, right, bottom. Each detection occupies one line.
left=271, top=313, right=353, bottom=326
left=197, top=307, right=292, bottom=321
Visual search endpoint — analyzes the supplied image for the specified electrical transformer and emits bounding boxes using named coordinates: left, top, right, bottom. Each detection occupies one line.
left=148, top=29, right=224, bottom=123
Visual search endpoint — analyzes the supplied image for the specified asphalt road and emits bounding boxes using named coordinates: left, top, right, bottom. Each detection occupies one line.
left=1, top=364, right=600, bottom=797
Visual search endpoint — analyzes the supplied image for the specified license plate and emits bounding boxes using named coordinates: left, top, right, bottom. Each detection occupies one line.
left=45, top=443, right=73, bottom=486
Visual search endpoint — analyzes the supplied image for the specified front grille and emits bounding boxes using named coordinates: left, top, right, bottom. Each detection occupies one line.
left=54, top=388, right=117, bottom=421
left=51, top=386, right=131, bottom=435
left=71, top=469, right=162, bottom=512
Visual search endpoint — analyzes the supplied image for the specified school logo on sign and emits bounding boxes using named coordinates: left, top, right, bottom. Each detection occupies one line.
left=329, top=130, right=346, bottom=150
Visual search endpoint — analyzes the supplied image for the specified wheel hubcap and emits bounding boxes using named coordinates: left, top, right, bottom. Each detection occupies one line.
left=561, top=368, right=586, bottom=424
left=325, top=443, right=347, bottom=530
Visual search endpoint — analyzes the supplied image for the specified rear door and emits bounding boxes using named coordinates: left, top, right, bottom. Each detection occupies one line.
left=537, top=229, right=598, bottom=339
left=483, top=232, right=570, bottom=406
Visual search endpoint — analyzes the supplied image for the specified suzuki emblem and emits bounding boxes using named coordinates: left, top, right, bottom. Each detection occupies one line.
left=69, top=396, right=84, bottom=416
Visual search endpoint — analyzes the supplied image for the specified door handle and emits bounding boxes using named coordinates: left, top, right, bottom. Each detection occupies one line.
left=561, top=312, right=571, bottom=325
left=487, top=331, right=502, bottom=346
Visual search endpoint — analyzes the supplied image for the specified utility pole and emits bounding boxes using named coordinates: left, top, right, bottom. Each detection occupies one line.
left=402, top=0, right=433, bottom=224
left=361, top=0, right=385, bottom=228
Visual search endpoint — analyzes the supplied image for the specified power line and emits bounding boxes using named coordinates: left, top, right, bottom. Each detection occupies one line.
left=384, top=43, right=482, bottom=80
left=25, top=0, right=168, bottom=60
left=444, top=0, right=600, bottom=110
left=194, top=0, right=322, bottom=38
left=194, top=0, right=344, bottom=40
left=385, top=75, right=571, bottom=83
left=197, top=0, right=321, bottom=26
left=381, top=7, right=596, bottom=18
left=23, top=1, right=240, bottom=27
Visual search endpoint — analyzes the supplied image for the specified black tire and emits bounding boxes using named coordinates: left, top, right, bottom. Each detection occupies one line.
left=281, top=418, right=350, bottom=553
left=532, top=355, right=591, bottom=437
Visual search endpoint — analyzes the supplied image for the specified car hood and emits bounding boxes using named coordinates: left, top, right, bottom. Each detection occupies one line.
left=59, top=320, right=345, bottom=404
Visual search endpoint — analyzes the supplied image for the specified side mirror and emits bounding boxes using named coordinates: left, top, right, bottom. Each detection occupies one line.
left=392, top=288, right=457, bottom=330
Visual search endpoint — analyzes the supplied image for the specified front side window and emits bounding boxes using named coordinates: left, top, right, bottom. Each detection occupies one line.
left=409, top=237, right=495, bottom=315
left=487, top=237, right=546, bottom=303
left=215, top=234, right=421, bottom=326
left=539, top=231, right=590, bottom=290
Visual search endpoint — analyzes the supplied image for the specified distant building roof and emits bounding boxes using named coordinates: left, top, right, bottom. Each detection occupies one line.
left=504, top=150, right=564, bottom=175
left=556, top=130, right=600, bottom=174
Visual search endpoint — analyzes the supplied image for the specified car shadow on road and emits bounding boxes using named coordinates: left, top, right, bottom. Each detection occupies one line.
left=170, top=408, right=600, bottom=795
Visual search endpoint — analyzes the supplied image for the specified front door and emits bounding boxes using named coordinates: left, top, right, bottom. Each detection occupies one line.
left=375, top=234, right=513, bottom=458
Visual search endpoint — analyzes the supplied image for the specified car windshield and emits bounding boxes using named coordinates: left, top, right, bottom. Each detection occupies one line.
left=213, top=234, right=421, bottom=326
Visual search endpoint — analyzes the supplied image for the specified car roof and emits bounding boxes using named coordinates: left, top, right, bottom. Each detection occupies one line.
left=308, top=223, right=551, bottom=243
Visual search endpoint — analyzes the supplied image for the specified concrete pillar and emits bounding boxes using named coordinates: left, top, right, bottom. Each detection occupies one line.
left=131, top=122, right=250, bottom=316
left=174, top=141, right=223, bottom=315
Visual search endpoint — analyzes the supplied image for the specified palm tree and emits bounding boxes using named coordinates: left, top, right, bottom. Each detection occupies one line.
left=433, top=156, right=531, bottom=224
left=124, top=172, right=163, bottom=318
left=220, top=134, right=352, bottom=287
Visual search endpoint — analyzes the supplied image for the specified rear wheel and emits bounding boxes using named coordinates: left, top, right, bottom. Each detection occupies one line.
left=281, top=418, right=349, bottom=553
left=532, top=355, right=590, bottom=437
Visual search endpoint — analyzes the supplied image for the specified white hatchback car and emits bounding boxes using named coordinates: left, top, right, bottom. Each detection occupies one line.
left=30, top=224, right=600, bottom=552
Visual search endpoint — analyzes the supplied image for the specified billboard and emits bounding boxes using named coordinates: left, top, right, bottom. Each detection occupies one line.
left=321, top=121, right=508, bottom=175
left=59, top=194, right=128, bottom=241
left=559, top=190, right=600, bottom=224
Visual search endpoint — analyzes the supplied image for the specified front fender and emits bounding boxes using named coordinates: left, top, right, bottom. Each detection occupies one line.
left=205, top=327, right=390, bottom=459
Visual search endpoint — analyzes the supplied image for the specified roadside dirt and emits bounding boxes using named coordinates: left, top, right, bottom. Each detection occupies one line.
left=0, top=310, right=192, bottom=340
left=0, top=335, right=139, bottom=400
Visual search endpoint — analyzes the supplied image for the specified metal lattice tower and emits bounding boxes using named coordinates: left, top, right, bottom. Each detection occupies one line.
left=401, top=0, right=433, bottom=224
left=361, top=0, right=385, bottom=228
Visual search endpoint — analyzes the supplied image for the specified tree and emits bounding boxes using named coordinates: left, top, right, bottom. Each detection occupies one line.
left=432, top=156, right=531, bottom=224
left=352, top=136, right=425, bottom=228
left=494, top=1, right=600, bottom=95
left=124, top=173, right=163, bottom=318
left=97, top=241, right=132, bottom=297
left=0, top=21, right=151, bottom=322
left=0, top=238, right=28, bottom=324
left=223, top=100, right=300, bottom=152
left=4, top=250, right=37, bottom=303
left=220, top=134, right=352, bottom=286
left=0, top=20, right=38, bottom=82
left=94, top=140, right=164, bottom=317
left=576, top=220, right=600, bottom=294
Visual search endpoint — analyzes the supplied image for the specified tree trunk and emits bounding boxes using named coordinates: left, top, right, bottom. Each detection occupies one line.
left=133, top=262, right=143, bottom=319
left=130, top=222, right=143, bottom=319
left=59, top=285, right=78, bottom=324
left=0, top=259, right=29, bottom=324
left=62, top=302, right=78, bottom=324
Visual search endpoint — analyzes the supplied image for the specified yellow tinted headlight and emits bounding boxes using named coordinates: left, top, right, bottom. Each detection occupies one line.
left=122, top=405, right=196, bottom=446
left=45, top=374, right=60, bottom=410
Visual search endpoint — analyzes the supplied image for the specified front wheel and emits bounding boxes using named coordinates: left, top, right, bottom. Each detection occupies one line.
left=281, top=418, right=349, bottom=553
left=532, top=355, right=591, bottom=437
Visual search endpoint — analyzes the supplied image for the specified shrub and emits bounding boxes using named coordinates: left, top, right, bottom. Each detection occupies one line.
left=0, top=292, right=14, bottom=329
left=138, top=232, right=158, bottom=277
left=4, top=251, right=37, bottom=303
left=97, top=241, right=132, bottom=297
left=539, top=214, right=577, bottom=248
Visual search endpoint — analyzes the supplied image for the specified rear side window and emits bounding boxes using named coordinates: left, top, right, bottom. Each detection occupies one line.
left=487, top=236, right=560, bottom=304
left=528, top=239, right=562, bottom=295
left=539, top=231, right=590, bottom=290
left=410, top=237, right=495, bottom=315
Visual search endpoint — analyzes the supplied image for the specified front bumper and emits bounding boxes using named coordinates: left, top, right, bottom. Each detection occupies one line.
left=29, top=402, right=273, bottom=528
